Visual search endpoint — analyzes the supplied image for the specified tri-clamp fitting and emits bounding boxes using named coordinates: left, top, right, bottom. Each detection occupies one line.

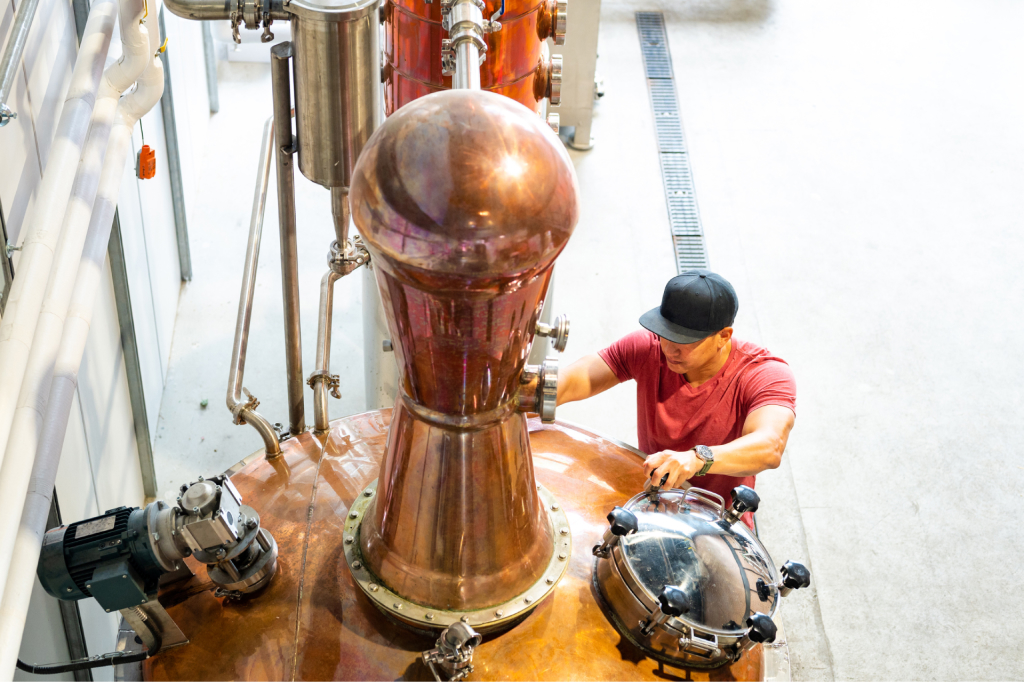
left=440, top=0, right=499, bottom=85
left=328, top=234, right=370, bottom=277
left=517, top=357, right=559, bottom=422
left=230, top=0, right=281, bottom=43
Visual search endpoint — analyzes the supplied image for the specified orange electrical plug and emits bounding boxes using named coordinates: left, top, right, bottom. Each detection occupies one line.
left=137, top=145, right=156, bottom=179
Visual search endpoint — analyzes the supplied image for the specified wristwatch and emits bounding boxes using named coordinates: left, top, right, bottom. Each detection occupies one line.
left=694, top=445, right=714, bottom=476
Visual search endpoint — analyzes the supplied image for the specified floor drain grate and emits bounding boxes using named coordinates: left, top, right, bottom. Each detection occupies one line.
left=636, top=11, right=708, bottom=273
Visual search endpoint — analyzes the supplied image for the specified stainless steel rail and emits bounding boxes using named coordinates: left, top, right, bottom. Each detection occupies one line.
left=0, top=0, right=42, bottom=125
left=226, top=116, right=281, bottom=457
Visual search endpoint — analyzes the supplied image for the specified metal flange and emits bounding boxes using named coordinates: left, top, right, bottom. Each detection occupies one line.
left=343, top=480, right=572, bottom=633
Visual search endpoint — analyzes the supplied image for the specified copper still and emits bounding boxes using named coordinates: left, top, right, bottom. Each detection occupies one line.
left=383, top=0, right=566, bottom=114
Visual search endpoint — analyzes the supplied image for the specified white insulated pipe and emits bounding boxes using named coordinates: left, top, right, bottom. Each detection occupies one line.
left=0, top=0, right=151, bottom=609
left=0, top=1, right=117, bottom=465
left=0, top=11, right=164, bottom=676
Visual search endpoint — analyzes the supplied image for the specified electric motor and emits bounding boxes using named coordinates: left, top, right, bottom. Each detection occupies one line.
left=38, top=475, right=278, bottom=614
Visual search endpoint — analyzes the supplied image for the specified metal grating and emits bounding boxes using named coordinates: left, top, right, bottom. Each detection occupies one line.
left=636, top=11, right=708, bottom=273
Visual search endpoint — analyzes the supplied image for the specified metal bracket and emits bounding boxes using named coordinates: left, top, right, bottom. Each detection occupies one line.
left=4, top=241, right=21, bottom=258
left=441, top=39, right=456, bottom=76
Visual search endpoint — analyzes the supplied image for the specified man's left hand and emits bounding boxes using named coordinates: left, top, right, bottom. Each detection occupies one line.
left=643, top=449, right=702, bottom=489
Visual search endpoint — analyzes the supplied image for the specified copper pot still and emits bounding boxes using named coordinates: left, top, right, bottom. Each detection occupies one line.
left=349, top=88, right=579, bottom=622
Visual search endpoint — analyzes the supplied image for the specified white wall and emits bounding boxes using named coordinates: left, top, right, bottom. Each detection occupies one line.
left=0, top=0, right=209, bottom=675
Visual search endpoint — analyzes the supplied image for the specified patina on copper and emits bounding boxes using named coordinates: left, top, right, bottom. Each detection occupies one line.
left=383, top=0, right=560, bottom=113
left=144, top=413, right=764, bottom=680
left=348, top=88, right=579, bottom=612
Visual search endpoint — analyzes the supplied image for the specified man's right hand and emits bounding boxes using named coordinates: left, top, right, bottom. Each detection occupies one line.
left=644, top=449, right=702, bottom=489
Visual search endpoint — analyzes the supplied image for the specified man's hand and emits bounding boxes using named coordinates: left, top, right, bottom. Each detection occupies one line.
left=643, top=450, right=702, bottom=489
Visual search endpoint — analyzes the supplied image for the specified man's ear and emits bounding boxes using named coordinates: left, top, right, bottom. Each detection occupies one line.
left=718, top=327, right=734, bottom=346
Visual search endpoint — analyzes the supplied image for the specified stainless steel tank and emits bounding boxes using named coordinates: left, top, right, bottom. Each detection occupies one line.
left=290, top=0, right=382, bottom=188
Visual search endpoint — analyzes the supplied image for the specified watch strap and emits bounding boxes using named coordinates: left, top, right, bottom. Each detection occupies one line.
left=694, top=445, right=714, bottom=476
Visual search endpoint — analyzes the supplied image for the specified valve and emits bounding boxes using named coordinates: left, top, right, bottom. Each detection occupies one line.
left=780, top=560, right=811, bottom=597
left=422, top=621, right=482, bottom=682
left=746, top=612, right=777, bottom=644
left=723, top=485, right=759, bottom=525
left=546, top=112, right=560, bottom=134
left=535, top=313, right=569, bottom=352
left=543, top=0, right=567, bottom=45
left=640, top=585, right=687, bottom=636
left=535, top=55, right=563, bottom=106
left=592, top=506, right=638, bottom=557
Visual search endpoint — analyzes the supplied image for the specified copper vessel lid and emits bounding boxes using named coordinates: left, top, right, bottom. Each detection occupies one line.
left=351, top=89, right=579, bottom=287
left=617, top=488, right=780, bottom=636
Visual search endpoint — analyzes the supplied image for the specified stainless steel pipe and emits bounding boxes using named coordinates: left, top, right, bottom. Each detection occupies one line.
left=330, top=187, right=350, bottom=246
left=0, top=0, right=42, bottom=123
left=271, top=42, right=305, bottom=436
left=162, top=0, right=289, bottom=21
left=454, top=42, right=481, bottom=90
left=310, top=270, right=341, bottom=433
left=226, top=116, right=281, bottom=457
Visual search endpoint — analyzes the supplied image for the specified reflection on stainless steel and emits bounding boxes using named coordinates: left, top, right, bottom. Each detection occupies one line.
left=271, top=43, right=305, bottom=436
left=595, top=487, right=787, bottom=669
left=226, top=116, right=281, bottom=457
left=290, top=0, right=381, bottom=188
left=349, top=89, right=580, bottom=614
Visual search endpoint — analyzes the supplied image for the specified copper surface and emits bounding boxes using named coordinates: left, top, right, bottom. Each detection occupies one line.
left=383, top=0, right=556, bottom=113
left=348, top=89, right=579, bottom=611
left=144, top=412, right=763, bottom=680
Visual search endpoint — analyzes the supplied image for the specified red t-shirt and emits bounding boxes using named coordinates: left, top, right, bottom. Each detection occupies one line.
left=598, top=331, right=796, bottom=510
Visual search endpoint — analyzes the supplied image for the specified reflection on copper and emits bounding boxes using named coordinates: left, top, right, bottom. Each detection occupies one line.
left=383, top=0, right=557, bottom=112
left=144, top=413, right=762, bottom=680
left=349, top=89, right=579, bottom=611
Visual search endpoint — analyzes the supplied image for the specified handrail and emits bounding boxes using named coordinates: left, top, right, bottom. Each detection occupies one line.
left=0, top=0, right=42, bottom=125
left=226, top=115, right=281, bottom=457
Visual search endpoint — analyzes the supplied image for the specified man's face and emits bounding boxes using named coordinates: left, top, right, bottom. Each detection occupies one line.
left=658, top=328, right=732, bottom=375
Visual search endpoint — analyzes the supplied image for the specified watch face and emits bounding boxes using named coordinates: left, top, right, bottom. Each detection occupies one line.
left=695, top=445, right=712, bottom=461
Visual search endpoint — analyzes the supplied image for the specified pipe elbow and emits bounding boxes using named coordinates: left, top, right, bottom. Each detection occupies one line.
left=163, top=0, right=234, bottom=21
left=121, top=59, right=165, bottom=124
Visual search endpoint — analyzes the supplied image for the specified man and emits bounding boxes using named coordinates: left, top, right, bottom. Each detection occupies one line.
left=557, top=270, right=796, bottom=517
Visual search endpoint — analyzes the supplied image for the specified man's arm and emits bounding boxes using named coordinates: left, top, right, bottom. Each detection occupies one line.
left=557, top=354, right=621, bottom=405
left=643, top=405, right=795, bottom=488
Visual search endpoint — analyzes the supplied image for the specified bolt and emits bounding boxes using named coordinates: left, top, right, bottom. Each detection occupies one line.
left=558, top=552, right=567, bottom=561
left=247, top=517, right=258, bottom=528
left=461, top=616, right=469, bottom=623
left=524, top=597, right=532, bottom=604
left=345, top=536, right=354, bottom=544
left=537, top=484, right=541, bottom=490
left=217, top=549, right=226, bottom=558
left=364, top=489, right=373, bottom=497
left=216, top=485, right=222, bottom=492
left=198, top=476, right=204, bottom=482
left=176, top=495, right=182, bottom=502
left=349, top=511, right=359, bottom=519
left=66, top=588, right=72, bottom=593
left=122, top=575, right=127, bottom=579
left=86, top=584, right=91, bottom=589
left=193, top=506, right=200, bottom=515
left=369, top=583, right=379, bottom=592
left=142, top=599, right=147, bottom=603
left=550, top=503, right=560, bottom=511
left=352, top=561, right=362, bottom=570
left=495, top=610, right=504, bottom=618
left=393, top=603, right=402, bottom=610
left=426, top=613, right=434, bottom=620
left=106, top=608, right=110, bottom=612
left=546, top=577, right=555, bottom=585
left=559, top=527, right=569, bottom=536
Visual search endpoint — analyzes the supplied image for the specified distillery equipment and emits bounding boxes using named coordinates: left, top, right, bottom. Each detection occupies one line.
left=8, top=0, right=813, bottom=678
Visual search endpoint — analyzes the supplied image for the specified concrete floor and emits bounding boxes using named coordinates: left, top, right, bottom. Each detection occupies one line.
left=153, top=0, right=1024, bottom=679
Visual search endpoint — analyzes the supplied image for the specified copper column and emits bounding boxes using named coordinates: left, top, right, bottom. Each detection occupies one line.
left=350, top=89, right=579, bottom=612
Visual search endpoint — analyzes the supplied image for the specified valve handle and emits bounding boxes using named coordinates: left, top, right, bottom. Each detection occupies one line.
left=657, top=585, right=688, bottom=617
left=781, top=561, right=811, bottom=590
left=746, top=612, right=777, bottom=644
left=607, top=507, right=638, bottom=537
left=730, top=485, right=760, bottom=515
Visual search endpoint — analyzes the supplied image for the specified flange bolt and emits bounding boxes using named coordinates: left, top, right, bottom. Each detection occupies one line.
left=780, top=560, right=811, bottom=596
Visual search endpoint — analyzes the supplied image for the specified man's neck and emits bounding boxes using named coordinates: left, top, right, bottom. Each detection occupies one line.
left=685, top=340, right=733, bottom=388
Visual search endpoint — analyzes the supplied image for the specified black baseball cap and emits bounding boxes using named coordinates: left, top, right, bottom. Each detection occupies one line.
left=639, top=270, right=738, bottom=344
